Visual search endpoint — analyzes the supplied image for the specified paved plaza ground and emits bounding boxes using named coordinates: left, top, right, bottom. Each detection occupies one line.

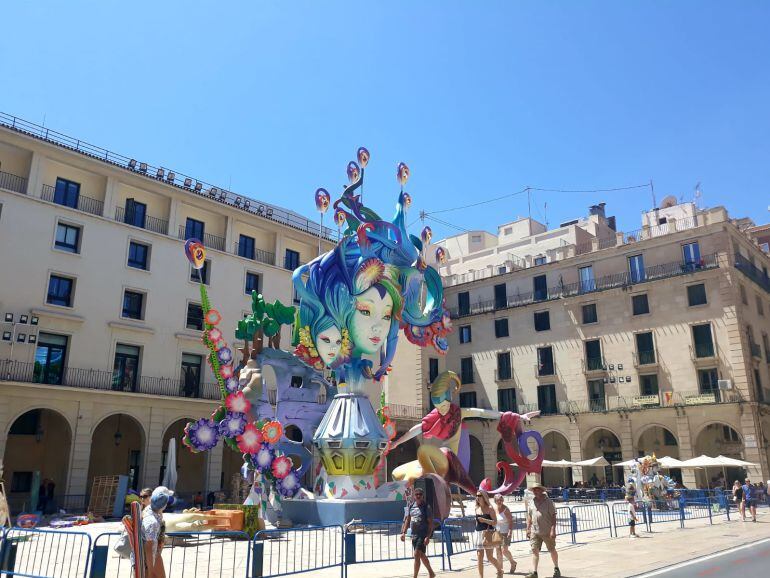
left=6, top=500, right=769, bottom=577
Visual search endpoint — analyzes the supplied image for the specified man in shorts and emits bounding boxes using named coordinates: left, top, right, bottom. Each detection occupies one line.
left=525, top=483, right=560, bottom=578
left=400, top=488, right=436, bottom=578
left=742, top=478, right=757, bottom=522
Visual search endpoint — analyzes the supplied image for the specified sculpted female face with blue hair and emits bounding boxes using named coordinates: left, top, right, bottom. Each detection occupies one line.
left=351, top=284, right=393, bottom=356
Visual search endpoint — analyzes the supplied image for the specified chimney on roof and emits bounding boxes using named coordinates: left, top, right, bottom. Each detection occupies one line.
left=588, top=203, right=606, bottom=219
left=607, top=215, right=616, bottom=231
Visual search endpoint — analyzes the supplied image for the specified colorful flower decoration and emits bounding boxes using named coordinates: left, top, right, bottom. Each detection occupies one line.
left=397, top=162, right=410, bottom=187
left=334, top=208, right=347, bottom=227
left=271, top=455, right=293, bottom=479
left=225, top=377, right=240, bottom=394
left=346, top=161, right=361, bottom=183
left=204, top=309, right=222, bottom=326
left=278, top=471, right=301, bottom=497
left=206, top=327, right=223, bottom=343
left=225, top=391, right=251, bottom=415
left=421, top=226, right=432, bottom=245
left=383, top=419, right=397, bottom=440
left=184, top=239, right=206, bottom=269
left=219, top=364, right=234, bottom=380
left=357, top=147, right=370, bottom=168
left=353, top=258, right=385, bottom=294
left=254, top=443, right=276, bottom=473
left=236, top=423, right=264, bottom=454
left=435, top=246, right=447, bottom=264
left=315, top=188, right=330, bottom=213
left=262, top=420, right=283, bottom=444
left=217, top=347, right=233, bottom=364
left=219, top=411, right=247, bottom=438
left=187, top=418, right=220, bottom=452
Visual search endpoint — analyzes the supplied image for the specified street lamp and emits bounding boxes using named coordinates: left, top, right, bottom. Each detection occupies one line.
left=114, top=415, right=123, bottom=447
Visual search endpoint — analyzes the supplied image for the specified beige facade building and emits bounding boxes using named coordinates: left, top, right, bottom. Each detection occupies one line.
left=0, top=114, right=423, bottom=511
left=428, top=200, right=770, bottom=488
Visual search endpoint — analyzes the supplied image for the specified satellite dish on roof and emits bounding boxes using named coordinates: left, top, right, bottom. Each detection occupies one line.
left=660, top=195, right=677, bottom=209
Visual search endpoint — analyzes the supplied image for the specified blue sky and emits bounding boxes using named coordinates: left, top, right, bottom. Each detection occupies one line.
left=1, top=1, right=768, bottom=240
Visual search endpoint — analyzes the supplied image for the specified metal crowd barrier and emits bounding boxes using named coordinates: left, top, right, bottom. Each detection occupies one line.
left=0, top=528, right=92, bottom=578
left=343, top=520, right=444, bottom=573
left=569, top=504, right=613, bottom=541
left=253, top=525, right=343, bottom=578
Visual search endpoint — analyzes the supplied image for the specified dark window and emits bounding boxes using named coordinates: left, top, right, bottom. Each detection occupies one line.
left=537, top=384, right=557, bottom=415
left=497, top=352, right=512, bottom=380
left=113, top=344, right=140, bottom=392
left=632, top=294, right=649, bottom=315
left=11, top=472, right=33, bottom=493
left=181, top=353, right=203, bottom=398
left=533, top=275, right=547, bottom=301
left=754, top=369, right=763, bottom=402
left=459, top=325, right=472, bottom=344
left=55, top=223, right=80, bottom=253
left=284, top=249, right=300, bottom=270
left=534, top=256, right=547, bottom=266
left=122, top=290, right=144, bottom=320
left=459, top=391, right=477, bottom=408
left=185, top=218, right=205, bottom=240
left=581, top=303, right=597, bottom=324
left=33, top=333, right=68, bottom=385
left=628, top=254, right=645, bottom=283
left=692, top=324, right=715, bottom=357
left=682, top=242, right=701, bottom=269
left=290, top=375, right=304, bottom=388
left=9, top=410, right=41, bottom=435
left=460, top=357, right=474, bottom=384
left=191, top=260, right=210, bottom=285
left=238, top=235, right=256, bottom=260
left=579, top=266, right=595, bottom=293
left=537, top=346, right=554, bottom=376
left=756, top=296, right=764, bottom=316
left=124, top=198, right=147, bottom=228
left=585, top=339, right=603, bottom=370
left=698, top=368, right=719, bottom=393
left=534, top=310, right=550, bottom=331
left=54, top=177, right=80, bottom=208
left=494, top=318, right=509, bottom=338
left=640, top=374, right=659, bottom=396
left=428, top=358, right=439, bottom=383
left=245, top=272, right=261, bottom=295
left=635, top=332, right=655, bottom=364
left=687, top=283, right=707, bottom=306
left=498, top=388, right=517, bottom=412
left=763, top=333, right=770, bottom=362
left=47, top=275, right=74, bottom=307
left=494, top=283, right=507, bottom=309
left=663, top=429, right=677, bottom=446
left=587, top=379, right=606, bottom=411
left=186, top=303, right=204, bottom=330
left=128, top=242, right=149, bottom=270
left=458, top=292, right=470, bottom=316
left=740, top=284, right=747, bottom=305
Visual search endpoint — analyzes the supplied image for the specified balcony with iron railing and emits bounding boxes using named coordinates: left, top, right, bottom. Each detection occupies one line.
left=114, top=205, right=170, bottom=235
left=177, top=225, right=226, bottom=252
left=41, top=184, right=103, bottom=216
left=0, top=169, right=27, bottom=194
left=582, top=356, right=606, bottom=374
left=232, top=241, right=276, bottom=266
left=534, top=362, right=557, bottom=379
left=690, top=341, right=717, bottom=364
left=495, top=368, right=514, bottom=382
left=448, top=253, right=720, bottom=319
left=734, top=253, right=770, bottom=294
left=0, top=359, right=221, bottom=400
left=633, top=348, right=658, bottom=367
left=387, top=403, right=424, bottom=421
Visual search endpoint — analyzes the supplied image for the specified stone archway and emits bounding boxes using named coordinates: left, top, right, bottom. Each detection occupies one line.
left=87, top=413, right=145, bottom=494
left=694, top=422, right=744, bottom=488
left=161, top=418, right=206, bottom=500
left=543, top=431, right=571, bottom=487
left=4, top=409, right=72, bottom=513
left=636, top=425, right=679, bottom=459
left=582, top=428, right=622, bottom=486
left=468, top=435, right=485, bottom=485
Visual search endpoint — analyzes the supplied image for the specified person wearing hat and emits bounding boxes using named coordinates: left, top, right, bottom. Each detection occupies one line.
left=143, top=486, right=173, bottom=578
left=525, top=483, right=560, bottom=578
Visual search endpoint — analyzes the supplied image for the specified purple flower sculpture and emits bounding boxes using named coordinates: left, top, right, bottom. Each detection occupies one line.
left=253, top=443, right=275, bottom=474
left=225, top=377, right=240, bottom=394
left=278, top=471, right=300, bottom=497
left=188, top=418, right=220, bottom=452
left=217, top=347, right=233, bottom=365
left=218, top=411, right=247, bottom=438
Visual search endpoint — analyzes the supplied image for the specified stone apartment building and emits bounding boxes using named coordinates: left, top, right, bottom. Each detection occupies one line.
left=427, top=199, right=770, bottom=488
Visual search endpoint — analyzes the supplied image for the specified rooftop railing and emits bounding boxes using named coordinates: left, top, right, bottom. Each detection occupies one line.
left=448, top=252, right=719, bottom=318
left=0, top=111, right=337, bottom=241
left=41, top=184, right=103, bottom=216
left=0, top=359, right=221, bottom=401
left=0, top=169, right=27, bottom=194
left=387, top=403, right=424, bottom=421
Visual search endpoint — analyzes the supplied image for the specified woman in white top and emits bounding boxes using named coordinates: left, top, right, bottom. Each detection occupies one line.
left=493, top=494, right=516, bottom=574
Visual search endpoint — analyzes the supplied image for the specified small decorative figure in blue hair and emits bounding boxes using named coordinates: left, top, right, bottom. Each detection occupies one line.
left=292, top=150, right=451, bottom=498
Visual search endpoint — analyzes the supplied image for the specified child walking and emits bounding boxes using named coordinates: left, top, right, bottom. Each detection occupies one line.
left=627, top=495, right=638, bottom=538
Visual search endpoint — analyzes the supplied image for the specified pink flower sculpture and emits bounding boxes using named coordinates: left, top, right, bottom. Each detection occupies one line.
left=236, top=423, right=263, bottom=454
left=225, top=391, right=251, bottom=415
left=271, top=455, right=293, bottom=479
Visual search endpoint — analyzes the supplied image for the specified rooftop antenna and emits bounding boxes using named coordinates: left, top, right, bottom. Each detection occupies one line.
left=649, top=179, right=656, bottom=209
left=693, top=182, right=702, bottom=208
left=544, top=202, right=548, bottom=229
left=527, top=187, right=532, bottom=220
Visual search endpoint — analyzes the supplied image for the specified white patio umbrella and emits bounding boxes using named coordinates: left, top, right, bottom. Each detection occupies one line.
left=679, top=455, right=728, bottom=488
left=542, top=459, right=575, bottom=487
left=657, top=456, right=685, bottom=469
left=575, top=456, right=610, bottom=467
left=715, top=455, right=758, bottom=468
left=162, top=438, right=178, bottom=492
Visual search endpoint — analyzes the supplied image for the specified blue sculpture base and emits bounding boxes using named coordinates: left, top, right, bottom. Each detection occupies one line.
left=281, top=498, right=407, bottom=526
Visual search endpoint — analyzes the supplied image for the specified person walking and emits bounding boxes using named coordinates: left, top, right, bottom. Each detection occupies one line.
left=742, top=478, right=757, bottom=522
left=732, top=480, right=745, bottom=521
left=475, top=490, right=503, bottom=578
left=525, top=484, right=560, bottom=578
left=143, top=486, right=173, bottom=578
left=626, top=495, right=638, bottom=538
left=493, top=494, right=517, bottom=574
left=400, top=487, right=436, bottom=578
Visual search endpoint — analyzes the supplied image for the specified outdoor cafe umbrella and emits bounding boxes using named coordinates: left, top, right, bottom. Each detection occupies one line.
left=574, top=456, right=610, bottom=467
left=614, top=456, right=684, bottom=469
left=679, top=455, right=729, bottom=488
left=715, top=455, right=758, bottom=468
left=162, top=437, right=178, bottom=492
left=542, top=459, right=575, bottom=487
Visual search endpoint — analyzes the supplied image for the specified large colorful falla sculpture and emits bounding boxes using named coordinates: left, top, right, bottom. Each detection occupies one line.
left=628, top=454, right=675, bottom=506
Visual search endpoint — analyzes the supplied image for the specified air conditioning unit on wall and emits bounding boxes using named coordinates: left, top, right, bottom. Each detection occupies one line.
left=717, top=379, right=732, bottom=390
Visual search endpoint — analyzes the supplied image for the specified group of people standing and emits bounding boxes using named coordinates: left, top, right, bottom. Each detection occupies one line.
left=732, top=478, right=765, bottom=522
